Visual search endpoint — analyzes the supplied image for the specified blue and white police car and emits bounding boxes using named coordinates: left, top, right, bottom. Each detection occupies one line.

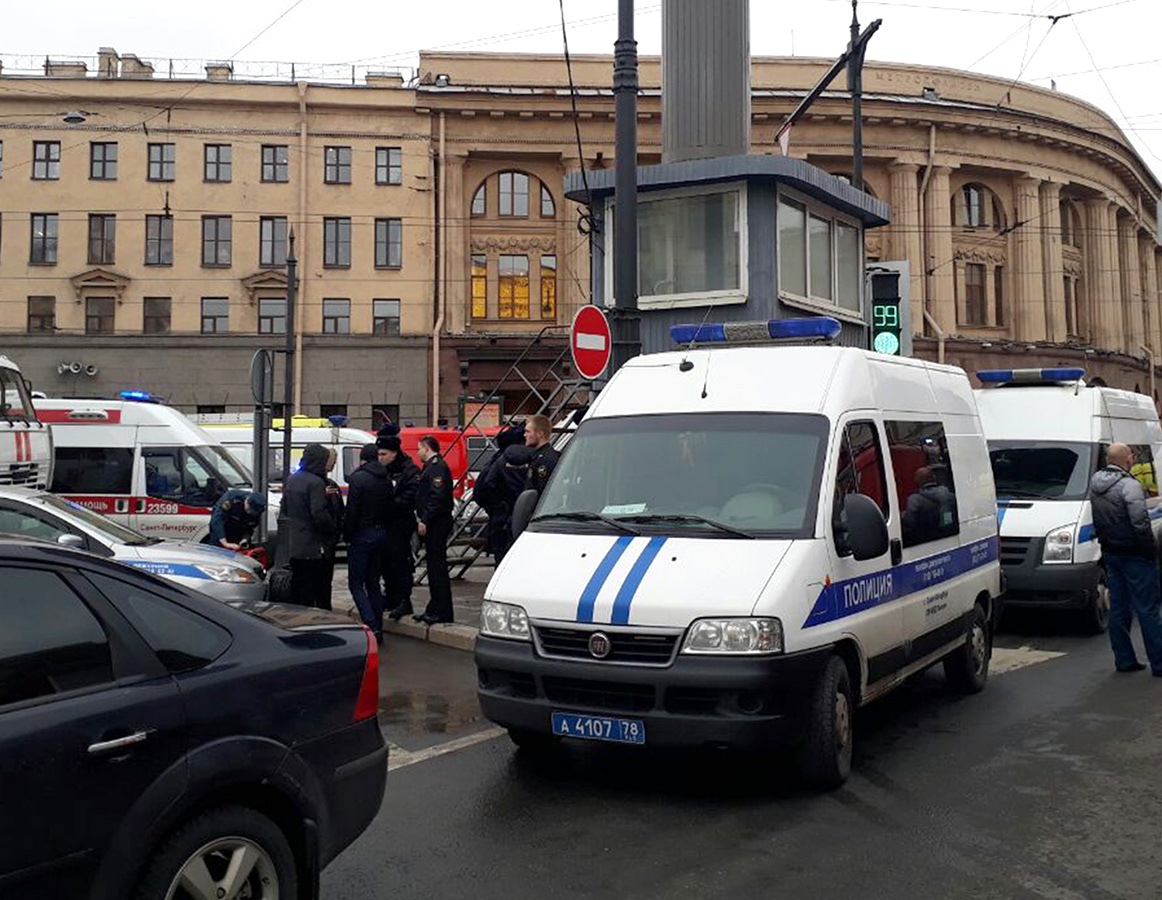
left=475, top=317, right=1003, bottom=788
left=0, top=486, right=265, bottom=602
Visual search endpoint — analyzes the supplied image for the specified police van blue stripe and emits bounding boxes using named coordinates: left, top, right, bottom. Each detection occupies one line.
left=610, top=537, right=668, bottom=626
left=803, top=537, right=998, bottom=629
left=123, top=560, right=213, bottom=579
left=576, top=536, right=634, bottom=623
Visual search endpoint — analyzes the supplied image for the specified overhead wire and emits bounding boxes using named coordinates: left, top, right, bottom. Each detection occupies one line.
left=559, top=0, right=597, bottom=237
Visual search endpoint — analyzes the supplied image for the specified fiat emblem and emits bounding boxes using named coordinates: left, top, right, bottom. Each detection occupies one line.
left=588, top=632, right=612, bottom=660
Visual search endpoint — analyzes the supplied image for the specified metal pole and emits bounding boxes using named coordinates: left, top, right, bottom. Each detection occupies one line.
left=611, top=0, right=641, bottom=373
left=282, top=231, right=297, bottom=485
left=849, top=0, right=864, bottom=191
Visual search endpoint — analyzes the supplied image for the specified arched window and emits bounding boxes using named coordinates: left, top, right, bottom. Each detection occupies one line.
left=471, top=184, right=486, bottom=217
left=541, top=183, right=556, bottom=218
left=956, top=183, right=1006, bottom=230
left=499, top=171, right=530, bottom=217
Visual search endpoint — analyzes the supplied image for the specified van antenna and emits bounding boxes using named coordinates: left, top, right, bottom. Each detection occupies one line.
left=678, top=304, right=719, bottom=374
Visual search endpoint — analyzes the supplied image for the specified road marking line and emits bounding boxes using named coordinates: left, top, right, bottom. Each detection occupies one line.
left=387, top=726, right=507, bottom=771
left=991, top=645, right=1067, bottom=675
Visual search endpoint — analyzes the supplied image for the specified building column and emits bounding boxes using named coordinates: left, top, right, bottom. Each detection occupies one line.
left=1083, top=198, right=1116, bottom=348
left=924, top=166, right=955, bottom=334
left=1039, top=181, right=1066, bottom=343
left=1011, top=176, right=1046, bottom=341
left=444, top=153, right=468, bottom=334
left=1103, top=203, right=1125, bottom=351
left=1118, top=214, right=1144, bottom=354
left=1155, top=247, right=1162, bottom=357
left=1143, top=236, right=1161, bottom=357
left=888, top=162, right=924, bottom=335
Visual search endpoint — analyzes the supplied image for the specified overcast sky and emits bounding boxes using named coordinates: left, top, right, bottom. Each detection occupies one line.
left=4, top=0, right=1160, bottom=180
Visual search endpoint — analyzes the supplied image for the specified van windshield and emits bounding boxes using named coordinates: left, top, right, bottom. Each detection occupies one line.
left=0, top=367, right=36, bottom=424
left=533, top=413, right=829, bottom=538
left=987, top=441, right=1093, bottom=501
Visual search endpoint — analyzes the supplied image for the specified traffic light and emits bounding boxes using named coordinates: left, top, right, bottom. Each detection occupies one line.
left=866, top=263, right=911, bottom=357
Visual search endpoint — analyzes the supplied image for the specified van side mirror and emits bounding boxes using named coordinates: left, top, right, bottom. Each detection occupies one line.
left=57, top=534, right=85, bottom=550
left=511, top=489, right=540, bottom=540
left=843, top=494, right=890, bottom=561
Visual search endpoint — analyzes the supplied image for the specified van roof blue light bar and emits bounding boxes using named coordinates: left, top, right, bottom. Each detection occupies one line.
left=977, top=367, right=1086, bottom=385
left=670, top=316, right=842, bottom=346
left=119, top=390, right=164, bottom=404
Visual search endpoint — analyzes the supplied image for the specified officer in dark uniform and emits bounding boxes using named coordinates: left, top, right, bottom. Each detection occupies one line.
left=205, top=489, right=267, bottom=551
left=524, top=414, right=560, bottom=495
left=414, top=435, right=455, bottom=624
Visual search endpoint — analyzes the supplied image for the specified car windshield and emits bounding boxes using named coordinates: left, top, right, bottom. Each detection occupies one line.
left=0, top=366, right=36, bottom=424
left=38, top=493, right=155, bottom=545
left=987, top=441, right=1093, bottom=501
left=533, top=413, right=829, bottom=537
left=197, top=445, right=252, bottom=489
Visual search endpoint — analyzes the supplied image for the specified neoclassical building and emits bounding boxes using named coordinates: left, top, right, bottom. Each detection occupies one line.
left=0, top=48, right=1158, bottom=423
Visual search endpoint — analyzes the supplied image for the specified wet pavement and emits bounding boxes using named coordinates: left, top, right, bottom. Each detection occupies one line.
left=330, top=565, right=490, bottom=629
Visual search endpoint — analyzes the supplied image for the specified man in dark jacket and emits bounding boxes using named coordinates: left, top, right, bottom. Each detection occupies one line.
left=280, top=443, right=338, bottom=608
left=414, top=435, right=455, bottom=624
left=378, top=435, right=421, bottom=621
left=524, top=414, right=560, bottom=495
left=345, top=444, right=391, bottom=641
left=475, top=442, right=532, bottom=564
left=1090, top=442, right=1162, bottom=674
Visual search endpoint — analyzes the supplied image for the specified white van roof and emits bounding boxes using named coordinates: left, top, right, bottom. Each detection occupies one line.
left=975, top=382, right=1159, bottom=443
left=201, top=424, right=374, bottom=445
left=33, top=397, right=215, bottom=445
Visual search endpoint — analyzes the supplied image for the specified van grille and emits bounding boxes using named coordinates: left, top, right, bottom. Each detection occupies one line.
left=535, top=626, right=680, bottom=665
left=542, top=676, right=656, bottom=713
left=1000, top=537, right=1034, bottom=566
left=0, top=464, right=42, bottom=488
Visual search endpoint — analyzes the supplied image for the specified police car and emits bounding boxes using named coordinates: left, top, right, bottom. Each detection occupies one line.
left=0, top=486, right=265, bottom=602
left=475, top=317, right=1002, bottom=788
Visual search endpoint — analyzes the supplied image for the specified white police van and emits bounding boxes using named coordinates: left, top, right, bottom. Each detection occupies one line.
left=975, top=367, right=1162, bottom=633
left=476, top=317, right=1002, bottom=788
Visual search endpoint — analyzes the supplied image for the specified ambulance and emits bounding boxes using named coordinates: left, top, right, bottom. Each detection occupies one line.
left=0, top=354, right=52, bottom=490
left=35, top=392, right=255, bottom=543
left=475, top=316, right=1002, bottom=788
left=974, top=367, right=1162, bottom=633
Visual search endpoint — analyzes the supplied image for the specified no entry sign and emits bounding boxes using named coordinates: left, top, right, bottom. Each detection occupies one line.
left=571, top=306, right=613, bottom=380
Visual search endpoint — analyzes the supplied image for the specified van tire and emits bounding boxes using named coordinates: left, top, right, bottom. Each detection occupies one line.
left=797, top=655, right=853, bottom=789
left=944, top=603, right=990, bottom=694
left=1082, top=577, right=1110, bottom=635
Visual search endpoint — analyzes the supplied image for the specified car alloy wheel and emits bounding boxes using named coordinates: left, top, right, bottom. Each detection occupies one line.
left=165, top=836, right=280, bottom=900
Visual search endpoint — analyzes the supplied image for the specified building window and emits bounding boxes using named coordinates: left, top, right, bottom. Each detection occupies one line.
left=320, top=404, right=348, bottom=421
left=471, top=254, right=487, bottom=318
left=541, top=255, right=557, bottom=319
left=994, top=266, right=1005, bottom=326
left=27, top=296, right=55, bottom=334
left=808, top=214, right=833, bottom=302
left=962, top=185, right=984, bottom=227
left=372, top=404, right=400, bottom=431
left=1064, top=276, right=1079, bottom=336
left=541, top=183, right=556, bottom=218
left=262, top=144, right=289, bottom=182
left=30, top=213, right=58, bottom=265
left=375, top=218, right=402, bottom=268
left=323, top=217, right=351, bottom=267
left=376, top=147, right=402, bottom=185
left=885, top=421, right=959, bottom=549
left=776, top=194, right=860, bottom=313
left=324, top=146, right=352, bottom=184
left=964, top=262, right=987, bottom=326
left=90, top=142, right=118, bottom=180
left=499, top=172, right=530, bottom=217
left=148, top=143, right=176, bottom=181
left=197, top=405, right=226, bottom=416
left=32, top=141, right=60, bottom=180
left=201, top=297, right=229, bottom=334
left=472, top=185, right=486, bottom=217
left=143, top=297, right=171, bottom=335
left=499, top=254, right=530, bottom=319
left=373, top=299, right=401, bottom=335
left=322, top=299, right=350, bottom=334
left=258, top=298, right=287, bottom=334
left=86, top=297, right=115, bottom=335
left=201, top=216, right=232, bottom=267
left=260, top=216, right=288, bottom=267
left=204, top=144, right=232, bottom=182
left=87, top=214, right=116, bottom=265
left=145, top=215, right=174, bottom=266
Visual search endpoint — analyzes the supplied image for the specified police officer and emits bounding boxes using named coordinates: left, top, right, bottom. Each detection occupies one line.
left=524, top=414, right=560, bottom=495
left=378, top=435, right=420, bottom=622
left=344, top=444, right=391, bottom=641
left=205, top=489, right=267, bottom=551
left=414, top=435, right=455, bottom=625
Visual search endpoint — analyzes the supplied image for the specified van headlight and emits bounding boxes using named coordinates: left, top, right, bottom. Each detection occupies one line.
left=1043, top=524, right=1076, bottom=564
left=681, top=618, right=784, bottom=655
left=481, top=600, right=531, bottom=641
left=195, top=564, right=257, bottom=583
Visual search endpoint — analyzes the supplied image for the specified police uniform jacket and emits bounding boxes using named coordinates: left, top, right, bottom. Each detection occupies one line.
left=527, top=444, right=561, bottom=495
left=416, top=454, right=454, bottom=525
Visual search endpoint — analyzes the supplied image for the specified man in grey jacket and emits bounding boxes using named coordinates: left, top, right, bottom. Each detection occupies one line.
left=1089, top=443, right=1162, bottom=674
left=280, top=443, right=339, bottom=608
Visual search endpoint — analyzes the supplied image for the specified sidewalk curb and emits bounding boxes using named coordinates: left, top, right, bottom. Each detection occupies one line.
left=342, top=606, right=479, bottom=652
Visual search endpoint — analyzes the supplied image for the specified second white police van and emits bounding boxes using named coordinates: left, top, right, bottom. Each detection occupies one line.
left=975, top=367, right=1162, bottom=633
left=476, top=316, right=1002, bottom=788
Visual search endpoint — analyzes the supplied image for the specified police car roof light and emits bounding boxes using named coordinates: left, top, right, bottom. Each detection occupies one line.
left=327, top=415, right=349, bottom=427
left=977, top=367, right=1085, bottom=385
left=670, top=317, right=842, bottom=346
left=119, top=390, right=163, bottom=404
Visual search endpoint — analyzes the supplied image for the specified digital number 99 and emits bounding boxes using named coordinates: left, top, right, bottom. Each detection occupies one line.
left=873, top=304, right=899, bottom=329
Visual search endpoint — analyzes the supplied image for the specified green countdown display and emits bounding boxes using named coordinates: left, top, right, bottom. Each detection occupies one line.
left=870, top=272, right=903, bottom=356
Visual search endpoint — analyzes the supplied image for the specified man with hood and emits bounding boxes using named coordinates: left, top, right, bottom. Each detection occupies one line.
left=1090, top=442, right=1162, bottom=674
left=377, top=434, right=421, bottom=621
left=474, top=423, right=532, bottom=565
left=280, top=443, right=339, bottom=607
left=345, top=443, right=392, bottom=641
left=206, top=489, right=267, bottom=551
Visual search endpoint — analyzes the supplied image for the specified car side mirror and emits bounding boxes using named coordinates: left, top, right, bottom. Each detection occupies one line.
left=511, top=489, right=540, bottom=540
left=57, top=534, right=85, bottom=549
left=843, top=493, right=890, bottom=561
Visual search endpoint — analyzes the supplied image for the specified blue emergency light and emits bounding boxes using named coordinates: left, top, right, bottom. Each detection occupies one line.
left=670, top=316, right=842, bottom=346
left=119, top=390, right=164, bottom=404
left=327, top=415, right=349, bottom=427
left=976, top=367, right=1086, bottom=385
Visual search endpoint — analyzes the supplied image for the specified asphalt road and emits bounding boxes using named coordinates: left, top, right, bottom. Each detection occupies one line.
left=325, top=625, right=1162, bottom=900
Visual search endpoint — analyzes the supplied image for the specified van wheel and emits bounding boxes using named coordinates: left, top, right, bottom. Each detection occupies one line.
left=508, top=728, right=561, bottom=754
left=797, top=656, right=853, bottom=789
left=135, top=806, right=296, bottom=900
left=1082, top=577, right=1110, bottom=635
left=944, top=603, right=990, bottom=694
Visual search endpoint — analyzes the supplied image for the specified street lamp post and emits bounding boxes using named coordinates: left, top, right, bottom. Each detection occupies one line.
left=611, top=0, right=642, bottom=374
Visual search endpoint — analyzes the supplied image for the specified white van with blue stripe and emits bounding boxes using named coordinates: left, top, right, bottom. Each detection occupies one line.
left=475, top=317, right=1002, bottom=788
left=974, top=367, right=1162, bottom=634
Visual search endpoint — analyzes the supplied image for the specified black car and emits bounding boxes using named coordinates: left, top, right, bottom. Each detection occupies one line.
left=0, top=538, right=386, bottom=900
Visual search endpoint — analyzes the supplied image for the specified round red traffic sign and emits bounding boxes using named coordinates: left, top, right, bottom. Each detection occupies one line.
left=571, top=306, right=613, bottom=380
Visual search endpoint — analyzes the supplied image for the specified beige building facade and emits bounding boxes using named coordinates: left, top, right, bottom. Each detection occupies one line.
left=0, top=49, right=1159, bottom=424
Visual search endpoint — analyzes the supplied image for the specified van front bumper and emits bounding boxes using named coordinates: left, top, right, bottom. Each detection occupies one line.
left=476, top=636, right=833, bottom=751
left=1001, top=538, right=1101, bottom=609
